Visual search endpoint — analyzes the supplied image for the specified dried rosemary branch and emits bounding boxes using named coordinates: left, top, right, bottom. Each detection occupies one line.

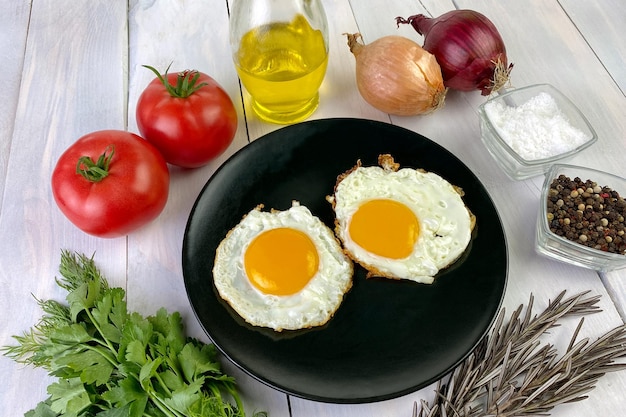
left=414, top=291, right=626, bottom=417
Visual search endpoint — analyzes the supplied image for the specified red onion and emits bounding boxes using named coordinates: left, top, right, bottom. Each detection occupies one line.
left=396, top=10, right=513, bottom=96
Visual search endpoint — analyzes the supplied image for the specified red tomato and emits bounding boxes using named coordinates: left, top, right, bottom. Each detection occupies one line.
left=136, top=67, right=238, bottom=168
left=51, top=130, right=170, bottom=238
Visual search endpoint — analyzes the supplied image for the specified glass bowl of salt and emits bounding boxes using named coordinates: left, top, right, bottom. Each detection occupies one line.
left=478, top=83, right=597, bottom=180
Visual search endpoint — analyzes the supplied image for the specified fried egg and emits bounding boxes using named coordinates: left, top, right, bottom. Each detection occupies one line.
left=327, top=154, right=474, bottom=284
left=213, top=201, right=353, bottom=331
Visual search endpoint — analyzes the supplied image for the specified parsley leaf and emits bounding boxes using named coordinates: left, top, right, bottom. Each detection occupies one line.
left=2, top=250, right=267, bottom=417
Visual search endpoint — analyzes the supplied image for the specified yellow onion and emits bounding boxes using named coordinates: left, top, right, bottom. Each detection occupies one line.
left=346, top=33, right=446, bottom=116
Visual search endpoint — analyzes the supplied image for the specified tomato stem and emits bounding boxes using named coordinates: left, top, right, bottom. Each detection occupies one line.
left=143, top=63, right=208, bottom=98
left=76, top=145, right=114, bottom=182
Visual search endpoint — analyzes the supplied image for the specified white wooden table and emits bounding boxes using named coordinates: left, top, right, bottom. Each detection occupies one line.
left=1, top=1, right=625, bottom=416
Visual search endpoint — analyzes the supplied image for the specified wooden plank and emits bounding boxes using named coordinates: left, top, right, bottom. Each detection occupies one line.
left=2, top=1, right=623, bottom=416
left=0, top=1, right=129, bottom=415
left=125, top=0, right=291, bottom=415
left=0, top=1, right=30, bottom=213
left=560, top=0, right=626, bottom=95
left=557, top=0, right=626, bottom=325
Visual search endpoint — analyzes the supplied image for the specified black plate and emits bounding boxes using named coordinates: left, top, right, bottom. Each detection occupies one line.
left=182, top=118, right=507, bottom=403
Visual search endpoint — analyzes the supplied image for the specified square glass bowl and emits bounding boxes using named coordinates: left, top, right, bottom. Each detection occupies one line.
left=478, top=84, right=597, bottom=180
left=536, top=164, right=626, bottom=271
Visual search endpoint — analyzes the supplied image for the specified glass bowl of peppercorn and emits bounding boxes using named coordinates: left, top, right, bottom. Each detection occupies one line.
left=478, top=84, right=597, bottom=180
left=536, top=164, right=626, bottom=271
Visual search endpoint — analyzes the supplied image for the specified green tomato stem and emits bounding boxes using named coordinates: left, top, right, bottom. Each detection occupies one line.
left=143, top=63, right=208, bottom=98
left=76, top=145, right=114, bottom=182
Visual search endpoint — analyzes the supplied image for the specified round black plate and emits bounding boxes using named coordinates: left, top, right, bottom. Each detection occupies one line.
left=182, top=118, right=507, bottom=403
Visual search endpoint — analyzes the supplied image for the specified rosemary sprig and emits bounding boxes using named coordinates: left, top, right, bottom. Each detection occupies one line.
left=414, top=291, right=626, bottom=417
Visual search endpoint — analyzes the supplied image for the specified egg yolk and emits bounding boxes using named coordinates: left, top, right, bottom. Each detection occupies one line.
left=244, top=227, right=320, bottom=296
left=349, top=199, right=419, bottom=259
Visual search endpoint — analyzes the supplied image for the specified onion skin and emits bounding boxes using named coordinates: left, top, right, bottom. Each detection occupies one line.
left=346, top=33, right=446, bottom=116
left=397, top=10, right=513, bottom=95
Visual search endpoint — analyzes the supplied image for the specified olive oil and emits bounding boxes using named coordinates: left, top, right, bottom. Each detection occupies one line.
left=235, top=14, right=328, bottom=124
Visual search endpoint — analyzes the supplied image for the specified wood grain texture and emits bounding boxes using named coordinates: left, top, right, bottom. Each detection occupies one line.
left=0, top=1, right=129, bottom=416
left=555, top=0, right=626, bottom=324
left=560, top=0, right=626, bottom=95
left=0, top=0, right=31, bottom=214
left=0, top=0, right=625, bottom=416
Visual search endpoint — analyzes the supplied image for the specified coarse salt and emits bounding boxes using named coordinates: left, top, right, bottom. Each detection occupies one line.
left=484, top=92, right=591, bottom=160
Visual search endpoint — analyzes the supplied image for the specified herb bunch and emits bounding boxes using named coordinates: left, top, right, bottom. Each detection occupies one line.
left=413, top=291, right=626, bottom=417
left=2, top=250, right=266, bottom=417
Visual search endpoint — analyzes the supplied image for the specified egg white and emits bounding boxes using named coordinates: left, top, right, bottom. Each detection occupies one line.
left=329, top=156, right=474, bottom=284
left=213, top=202, right=353, bottom=331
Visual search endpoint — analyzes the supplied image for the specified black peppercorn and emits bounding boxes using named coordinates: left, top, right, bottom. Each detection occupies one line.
left=546, top=175, right=626, bottom=255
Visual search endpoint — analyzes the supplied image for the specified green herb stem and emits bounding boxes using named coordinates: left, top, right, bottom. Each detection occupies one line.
left=85, top=308, right=119, bottom=354
left=84, top=343, right=119, bottom=368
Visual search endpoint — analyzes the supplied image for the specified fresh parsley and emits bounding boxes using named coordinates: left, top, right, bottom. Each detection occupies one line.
left=2, top=250, right=267, bottom=417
